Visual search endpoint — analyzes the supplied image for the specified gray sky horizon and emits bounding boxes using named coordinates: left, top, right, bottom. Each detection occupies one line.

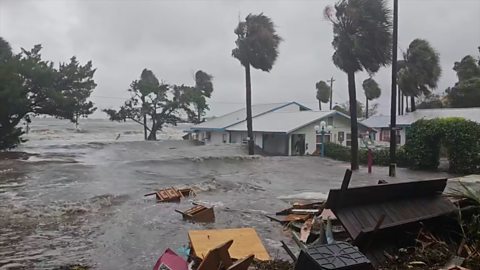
left=1, top=0, right=479, bottom=119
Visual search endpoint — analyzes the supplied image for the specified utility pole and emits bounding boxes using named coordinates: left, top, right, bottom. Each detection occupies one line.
left=389, top=0, right=398, bottom=177
left=398, top=88, right=401, bottom=115
left=327, top=77, right=335, bottom=110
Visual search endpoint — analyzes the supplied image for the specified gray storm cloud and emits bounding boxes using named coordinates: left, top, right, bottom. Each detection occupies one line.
left=1, top=0, right=479, bottom=117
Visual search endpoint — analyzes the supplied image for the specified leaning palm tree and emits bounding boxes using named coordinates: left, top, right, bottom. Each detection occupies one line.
left=397, top=39, right=441, bottom=112
left=325, top=0, right=392, bottom=170
left=316, top=81, right=331, bottom=110
left=232, top=13, right=282, bottom=155
left=362, top=78, right=381, bottom=118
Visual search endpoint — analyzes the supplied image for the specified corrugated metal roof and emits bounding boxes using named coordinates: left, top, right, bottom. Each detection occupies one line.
left=226, top=111, right=336, bottom=133
left=361, top=115, right=391, bottom=128
left=361, top=108, right=480, bottom=128
left=191, top=102, right=307, bottom=130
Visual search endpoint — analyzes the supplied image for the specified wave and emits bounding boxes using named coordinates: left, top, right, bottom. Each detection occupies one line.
left=277, top=191, right=328, bottom=201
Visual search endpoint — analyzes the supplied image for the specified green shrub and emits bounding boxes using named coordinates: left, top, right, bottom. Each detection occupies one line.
left=324, top=142, right=410, bottom=167
left=405, top=118, right=480, bottom=174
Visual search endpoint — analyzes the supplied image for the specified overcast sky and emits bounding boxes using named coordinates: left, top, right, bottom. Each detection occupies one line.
left=1, top=0, right=479, bottom=118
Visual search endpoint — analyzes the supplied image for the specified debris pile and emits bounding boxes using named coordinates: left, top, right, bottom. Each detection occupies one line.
left=146, top=172, right=480, bottom=270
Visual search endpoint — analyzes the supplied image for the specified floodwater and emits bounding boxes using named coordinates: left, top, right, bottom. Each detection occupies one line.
left=0, top=119, right=451, bottom=269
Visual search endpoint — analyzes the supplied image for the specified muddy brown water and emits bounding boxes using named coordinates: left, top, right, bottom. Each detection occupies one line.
left=0, top=119, right=451, bottom=269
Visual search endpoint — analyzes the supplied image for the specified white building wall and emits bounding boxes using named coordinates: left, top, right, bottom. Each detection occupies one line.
left=230, top=131, right=244, bottom=144
left=289, top=114, right=370, bottom=155
left=399, top=128, right=406, bottom=145
left=200, top=131, right=229, bottom=144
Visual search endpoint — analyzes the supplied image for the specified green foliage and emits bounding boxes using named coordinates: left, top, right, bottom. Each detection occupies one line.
left=0, top=37, right=97, bottom=150
left=325, top=0, right=392, bottom=74
left=362, top=78, right=381, bottom=100
left=333, top=100, right=378, bottom=118
left=232, top=13, right=282, bottom=71
left=232, top=13, right=282, bottom=155
left=103, top=69, right=213, bottom=140
left=183, top=70, right=214, bottom=123
left=315, top=80, right=330, bottom=110
left=398, top=39, right=441, bottom=108
left=416, top=93, right=445, bottom=109
left=445, top=48, right=480, bottom=108
left=404, top=118, right=480, bottom=174
left=325, top=0, right=392, bottom=170
left=55, top=57, right=97, bottom=127
left=323, top=142, right=410, bottom=167
left=333, top=101, right=363, bottom=117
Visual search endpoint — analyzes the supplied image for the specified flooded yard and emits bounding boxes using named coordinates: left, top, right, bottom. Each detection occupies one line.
left=0, top=119, right=451, bottom=269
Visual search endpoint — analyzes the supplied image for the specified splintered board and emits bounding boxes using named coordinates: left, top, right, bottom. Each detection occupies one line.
left=188, top=228, right=270, bottom=261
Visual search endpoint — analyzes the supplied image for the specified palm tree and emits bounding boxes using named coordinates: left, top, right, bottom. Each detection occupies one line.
left=362, top=78, right=381, bottom=118
left=315, top=80, right=331, bottom=110
left=397, top=39, right=441, bottom=112
left=325, top=0, right=392, bottom=170
left=232, top=13, right=282, bottom=155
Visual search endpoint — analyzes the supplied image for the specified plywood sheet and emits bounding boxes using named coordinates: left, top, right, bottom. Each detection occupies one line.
left=188, top=228, right=270, bottom=261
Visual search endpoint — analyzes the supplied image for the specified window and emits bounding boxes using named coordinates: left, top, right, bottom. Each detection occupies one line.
left=327, top=116, right=334, bottom=126
left=338, top=131, right=345, bottom=143
left=205, top=132, right=211, bottom=140
left=316, top=134, right=331, bottom=144
left=381, top=129, right=390, bottom=141
left=346, top=133, right=352, bottom=147
left=222, top=133, right=228, bottom=143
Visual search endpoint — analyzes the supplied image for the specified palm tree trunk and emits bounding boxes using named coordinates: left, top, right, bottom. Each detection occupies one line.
left=411, top=96, right=416, bottom=112
left=365, top=97, right=369, bottom=119
left=318, top=100, right=322, bottom=111
left=347, top=71, right=359, bottom=170
left=245, top=64, right=254, bottom=155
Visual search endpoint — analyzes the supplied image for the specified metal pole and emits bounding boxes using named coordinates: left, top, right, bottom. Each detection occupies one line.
left=321, top=128, right=325, bottom=157
left=389, top=0, right=398, bottom=177
left=368, top=149, right=373, bottom=174
left=327, top=77, right=335, bottom=110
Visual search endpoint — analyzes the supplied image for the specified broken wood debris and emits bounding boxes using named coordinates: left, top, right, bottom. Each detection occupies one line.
left=265, top=213, right=311, bottom=224
left=144, top=187, right=195, bottom=203
left=325, top=174, right=456, bottom=247
left=275, top=201, right=324, bottom=216
left=188, top=228, right=270, bottom=261
left=175, top=203, right=215, bottom=223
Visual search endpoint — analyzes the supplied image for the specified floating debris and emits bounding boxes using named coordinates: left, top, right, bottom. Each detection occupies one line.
left=188, top=228, right=270, bottom=261
left=175, top=203, right=215, bottom=223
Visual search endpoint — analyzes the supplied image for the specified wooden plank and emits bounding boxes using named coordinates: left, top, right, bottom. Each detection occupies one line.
left=188, top=228, right=270, bottom=261
left=197, top=240, right=234, bottom=270
left=326, top=178, right=448, bottom=209
left=338, top=197, right=456, bottom=240
left=227, top=254, right=255, bottom=270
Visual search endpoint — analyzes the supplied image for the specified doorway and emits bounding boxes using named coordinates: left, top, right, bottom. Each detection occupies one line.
left=291, top=134, right=306, bottom=156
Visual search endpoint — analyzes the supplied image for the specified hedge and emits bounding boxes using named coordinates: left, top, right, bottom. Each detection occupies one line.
left=324, top=117, right=480, bottom=174
left=404, top=118, right=480, bottom=174
left=324, top=142, right=410, bottom=167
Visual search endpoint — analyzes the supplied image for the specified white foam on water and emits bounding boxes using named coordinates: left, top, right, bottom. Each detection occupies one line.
left=277, top=191, right=328, bottom=201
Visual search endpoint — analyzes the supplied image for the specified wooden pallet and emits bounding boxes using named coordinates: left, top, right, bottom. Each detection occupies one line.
left=176, top=204, right=215, bottom=223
